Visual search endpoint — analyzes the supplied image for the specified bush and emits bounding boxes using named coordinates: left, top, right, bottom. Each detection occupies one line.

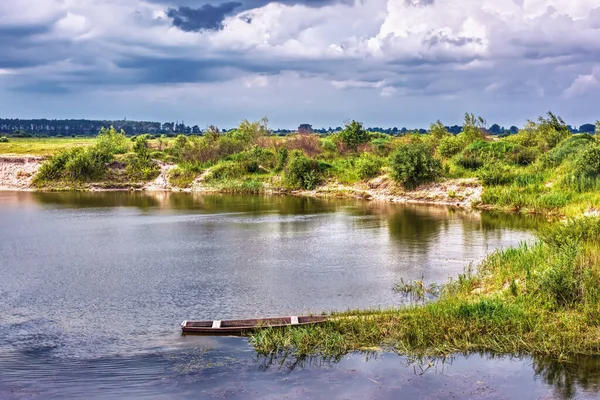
left=285, top=150, right=322, bottom=190
left=437, top=135, right=464, bottom=158
left=356, top=153, right=383, bottom=179
left=206, top=162, right=247, bottom=182
left=35, top=151, right=72, bottom=181
left=338, top=120, right=369, bottom=151
left=476, top=163, right=514, bottom=186
left=96, top=126, right=129, bottom=155
left=168, top=167, right=197, bottom=188
left=455, top=153, right=484, bottom=170
left=543, top=134, right=595, bottom=167
left=390, top=142, right=442, bottom=189
left=64, top=148, right=112, bottom=181
left=0, top=136, right=8, bottom=143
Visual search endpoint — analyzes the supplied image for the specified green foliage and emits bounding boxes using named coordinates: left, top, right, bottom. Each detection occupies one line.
left=429, top=120, right=449, bottom=140
left=228, top=117, right=270, bottom=144
left=285, top=150, right=322, bottom=190
left=513, top=112, right=571, bottom=150
left=437, top=135, right=465, bottom=158
left=355, top=153, right=384, bottom=179
left=275, top=148, right=288, bottom=172
left=35, top=150, right=72, bottom=181
left=390, top=142, right=442, bottom=189
left=168, top=166, right=198, bottom=188
left=64, top=147, right=112, bottom=181
left=543, top=134, right=595, bottom=167
left=96, top=126, right=129, bottom=155
left=462, top=113, right=486, bottom=143
left=0, top=136, right=8, bottom=143
left=338, top=120, right=368, bottom=151
left=477, top=163, right=514, bottom=186
left=206, top=161, right=247, bottom=182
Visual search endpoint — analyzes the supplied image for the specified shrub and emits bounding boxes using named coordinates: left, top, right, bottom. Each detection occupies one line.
left=476, top=163, right=514, bottom=186
left=543, top=134, right=594, bottom=167
left=206, top=162, right=247, bottom=182
left=96, top=126, right=129, bottom=155
left=455, top=153, right=484, bottom=170
left=0, top=136, right=8, bottom=143
left=275, top=148, right=288, bottom=172
left=35, top=151, right=72, bottom=181
left=338, top=120, right=369, bottom=151
left=390, top=142, right=442, bottom=189
left=168, top=167, right=197, bottom=188
left=437, top=135, right=464, bottom=158
left=284, top=134, right=322, bottom=158
left=285, top=150, right=322, bottom=190
left=356, top=153, right=383, bottom=179
left=64, top=148, right=111, bottom=181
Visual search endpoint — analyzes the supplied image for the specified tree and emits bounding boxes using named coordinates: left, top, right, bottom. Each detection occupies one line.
left=429, top=120, right=448, bottom=140
left=298, top=124, right=313, bottom=134
left=489, top=124, right=504, bottom=135
left=462, top=113, right=485, bottom=142
left=509, top=126, right=519, bottom=134
left=579, top=124, right=595, bottom=133
left=596, top=121, right=600, bottom=135
left=390, top=142, right=442, bottom=189
left=338, top=120, right=368, bottom=151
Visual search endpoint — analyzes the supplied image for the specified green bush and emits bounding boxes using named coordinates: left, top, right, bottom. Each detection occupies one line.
left=543, top=134, right=594, bottom=167
left=455, top=153, right=484, bottom=170
left=168, top=167, right=197, bottom=188
left=206, top=162, right=247, bottom=182
left=275, top=148, right=289, bottom=172
left=338, top=120, right=368, bottom=151
left=356, top=153, right=383, bottom=179
left=476, top=163, right=514, bottom=186
left=96, top=126, right=129, bottom=155
left=285, top=150, right=322, bottom=190
left=0, top=136, right=8, bottom=143
left=437, top=135, right=464, bottom=158
left=64, top=148, right=112, bottom=181
left=390, top=142, right=442, bottom=189
left=35, top=151, right=72, bottom=181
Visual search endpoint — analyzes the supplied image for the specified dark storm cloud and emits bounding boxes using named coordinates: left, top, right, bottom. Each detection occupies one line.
left=166, top=3, right=242, bottom=32
left=165, top=0, right=353, bottom=32
left=0, top=25, right=68, bottom=69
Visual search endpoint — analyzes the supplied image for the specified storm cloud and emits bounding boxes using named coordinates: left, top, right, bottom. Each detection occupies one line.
left=167, top=3, right=242, bottom=32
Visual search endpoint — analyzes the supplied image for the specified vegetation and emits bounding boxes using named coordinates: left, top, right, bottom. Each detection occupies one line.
left=250, top=217, right=600, bottom=361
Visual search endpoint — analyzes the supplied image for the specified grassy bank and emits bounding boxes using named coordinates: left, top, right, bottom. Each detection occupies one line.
left=6, top=113, right=600, bottom=218
left=250, top=217, right=600, bottom=361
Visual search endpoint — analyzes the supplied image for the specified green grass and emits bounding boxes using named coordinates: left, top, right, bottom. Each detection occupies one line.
left=0, top=137, right=96, bottom=156
left=249, top=218, right=600, bottom=361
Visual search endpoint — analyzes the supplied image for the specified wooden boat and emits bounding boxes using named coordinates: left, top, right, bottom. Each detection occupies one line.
left=181, top=315, right=329, bottom=335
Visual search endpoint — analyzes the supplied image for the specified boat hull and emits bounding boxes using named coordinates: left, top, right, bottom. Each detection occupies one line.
left=181, top=315, right=328, bottom=335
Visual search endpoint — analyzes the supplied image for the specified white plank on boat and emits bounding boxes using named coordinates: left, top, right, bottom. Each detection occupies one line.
left=291, top=316, right=299, bottom=325
left=212, top=320, right=221, bottom=328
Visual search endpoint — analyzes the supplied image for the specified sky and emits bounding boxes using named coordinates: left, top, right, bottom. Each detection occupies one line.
left=1, top=0, right=599, bottom=129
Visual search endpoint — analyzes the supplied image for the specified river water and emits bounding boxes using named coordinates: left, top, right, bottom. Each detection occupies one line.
left=0, top=191, right=598, bottom=399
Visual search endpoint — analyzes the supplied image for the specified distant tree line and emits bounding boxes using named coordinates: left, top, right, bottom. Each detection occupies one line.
left=1, top=118, right=597, bottom=138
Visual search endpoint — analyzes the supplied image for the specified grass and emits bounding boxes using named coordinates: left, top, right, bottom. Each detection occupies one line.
left=249, top=217, right=600, bottom=362
left=0, top=137, right=96, bottom=156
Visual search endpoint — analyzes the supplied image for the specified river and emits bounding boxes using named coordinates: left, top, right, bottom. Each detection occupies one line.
left=1, top=191, right=598, bottom=399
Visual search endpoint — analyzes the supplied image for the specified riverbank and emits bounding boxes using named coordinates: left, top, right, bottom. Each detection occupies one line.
left=0, top=156, right=483, bottom=208
left=250, top=216, right=600, bottom=361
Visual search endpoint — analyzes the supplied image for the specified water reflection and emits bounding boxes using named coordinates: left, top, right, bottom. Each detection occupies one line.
left=0, top=191, right=565, bottom=399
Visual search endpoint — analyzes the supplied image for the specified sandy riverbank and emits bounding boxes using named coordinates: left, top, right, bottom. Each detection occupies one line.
left=0, top=156, right=483, bottom=207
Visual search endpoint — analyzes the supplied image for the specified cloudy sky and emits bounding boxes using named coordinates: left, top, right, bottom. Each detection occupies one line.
left=1, top=0, right=599, bottom=128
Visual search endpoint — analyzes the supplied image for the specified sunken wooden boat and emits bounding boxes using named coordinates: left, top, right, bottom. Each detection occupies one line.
left=181, top=315, right=329, bottom=335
